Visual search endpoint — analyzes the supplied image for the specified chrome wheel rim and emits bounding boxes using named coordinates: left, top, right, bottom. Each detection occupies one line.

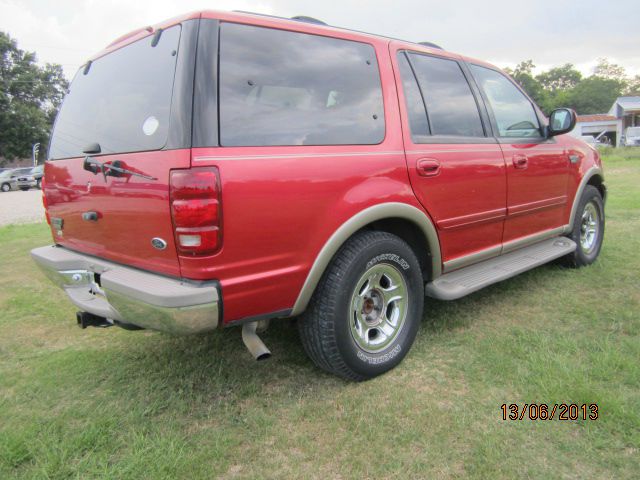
left=580, top=201, right=599, bottom=254
left=349, top=263, right=408, bottom=353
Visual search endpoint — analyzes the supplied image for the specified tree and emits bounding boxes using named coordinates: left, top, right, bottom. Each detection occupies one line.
left=593, top=58, right=627, bottom=82
left=505, top=60, right=548, bottom=112
left=566, top=76, right=624, bottom=115
left=624, top=75, right=640, bottom=96
left=504, top=57, right=635, bottom=115
left=536, top=64, right=582, bottom=92
left=0, top=31, right=68, bottom=164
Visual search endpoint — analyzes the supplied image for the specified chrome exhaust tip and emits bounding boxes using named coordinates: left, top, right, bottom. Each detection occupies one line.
left=242, top=321, right=271, bottom=361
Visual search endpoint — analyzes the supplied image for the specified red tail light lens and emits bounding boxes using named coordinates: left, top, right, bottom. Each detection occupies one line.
left=170, top=168, right=221, bottom=256
left=41, top=179, right=50, bottom=225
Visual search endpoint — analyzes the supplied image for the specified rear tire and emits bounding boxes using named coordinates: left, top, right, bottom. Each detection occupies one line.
left=36, top=179, right=42, bottom=189
left=1, top=183, right=10, bottom=192
left=298, top=231, right=424, bottom=381
left=563, top=185, right=604, bottom=267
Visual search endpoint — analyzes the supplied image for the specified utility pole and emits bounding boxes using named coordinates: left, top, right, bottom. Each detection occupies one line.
left=32, top=143, right=40, bottom=167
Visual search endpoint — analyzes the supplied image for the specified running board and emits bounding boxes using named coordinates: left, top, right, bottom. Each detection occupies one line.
left=425, top=237, right=576, bottom=301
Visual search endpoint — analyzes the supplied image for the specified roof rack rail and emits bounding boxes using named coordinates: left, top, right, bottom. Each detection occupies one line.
left=231, top=11, right=447, bottom=52
left=291, top=16, right=327, bottom=25
left=418, top=41, right=444, bottom=50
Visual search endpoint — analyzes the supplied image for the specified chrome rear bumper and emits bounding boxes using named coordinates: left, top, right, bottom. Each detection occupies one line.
left=31, top=245, right=219, bottom=334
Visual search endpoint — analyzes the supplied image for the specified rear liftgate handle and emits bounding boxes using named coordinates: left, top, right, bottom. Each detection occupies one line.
left=416, top=158, right=441, bottom=177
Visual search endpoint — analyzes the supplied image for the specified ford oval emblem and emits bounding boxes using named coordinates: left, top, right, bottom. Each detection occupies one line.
left=151, top=237, right=167, bottom=250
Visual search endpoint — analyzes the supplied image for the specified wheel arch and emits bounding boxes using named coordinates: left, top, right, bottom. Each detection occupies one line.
left=290, top=202, right=441, bottom=316
left=566, top=166, right=605, bottom=233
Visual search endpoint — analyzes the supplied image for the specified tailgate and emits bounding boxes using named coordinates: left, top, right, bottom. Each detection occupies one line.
left=44, top=20, right=198, bottom=277
left=44, top=150, right=189, bottom=277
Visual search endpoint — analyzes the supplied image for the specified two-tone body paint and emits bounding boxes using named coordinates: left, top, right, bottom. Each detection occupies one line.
left=42, top=10, right=604, bottom=326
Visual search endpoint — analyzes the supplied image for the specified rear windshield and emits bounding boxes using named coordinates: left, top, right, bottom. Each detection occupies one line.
left=49, top=26, right=181, bottom=160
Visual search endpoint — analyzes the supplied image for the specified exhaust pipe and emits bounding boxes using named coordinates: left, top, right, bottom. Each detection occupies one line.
left=242, top=321, right=271, bottom=361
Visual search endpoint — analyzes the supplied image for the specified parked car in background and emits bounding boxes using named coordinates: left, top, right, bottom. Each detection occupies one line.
left=624, top=126, right=640, bottom=146
left=0, top=169, right=18, bottom=192
left=30, top=165, right=44, bottom=189
left=31, top=10, right=605, bottom=380
left=12, top=167, right=38, bottom=191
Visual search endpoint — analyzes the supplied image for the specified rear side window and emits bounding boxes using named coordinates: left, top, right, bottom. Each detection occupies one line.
left=219, top=23, right=384, bottom=146
left=407, top=53, right=484, bottom=138
left=49, top=26, right=181, bottom=159
left=470, top=65, right=541, bottom=138
left=397, top=53, right=429, bottom=139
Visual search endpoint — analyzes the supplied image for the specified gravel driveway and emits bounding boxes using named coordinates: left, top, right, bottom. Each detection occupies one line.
left=0, top=189, right=45, bottom=226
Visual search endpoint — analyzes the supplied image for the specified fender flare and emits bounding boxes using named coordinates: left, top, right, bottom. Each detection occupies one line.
left=290, top=202, right=441, bottom=316
left=564, top=166, right=605, bottom=233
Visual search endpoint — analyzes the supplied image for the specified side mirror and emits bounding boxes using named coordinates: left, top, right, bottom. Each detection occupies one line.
left=547, top=108, right=576, bottom=137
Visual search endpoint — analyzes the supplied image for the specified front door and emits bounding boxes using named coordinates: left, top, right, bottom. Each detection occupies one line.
left=468, top=64, right=570, bottom=248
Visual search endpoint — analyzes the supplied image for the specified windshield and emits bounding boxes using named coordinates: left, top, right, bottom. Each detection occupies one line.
left=627, top=127, right=640, bottom=137
left=49, top=26, right=181, bottom=160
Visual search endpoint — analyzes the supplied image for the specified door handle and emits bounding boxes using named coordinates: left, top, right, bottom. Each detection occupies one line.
left=512, top=154, right=528, bottom=169
left=416, top=158, right=440, bottom=177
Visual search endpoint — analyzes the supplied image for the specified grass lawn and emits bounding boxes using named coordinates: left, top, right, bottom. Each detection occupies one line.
left=1, top=150, right=639, bottom=479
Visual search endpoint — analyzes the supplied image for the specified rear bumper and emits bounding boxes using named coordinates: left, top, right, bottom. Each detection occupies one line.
left=31, top=245, right=220, bottom=334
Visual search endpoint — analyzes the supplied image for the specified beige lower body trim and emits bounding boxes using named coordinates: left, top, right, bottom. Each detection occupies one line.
left=443, top=245, right=502, bottom=273
left=501, top=226, right=569, bottom=254
left=290, top=202, right=441, bottom=316
left=443, top=226, right=570, bottom=273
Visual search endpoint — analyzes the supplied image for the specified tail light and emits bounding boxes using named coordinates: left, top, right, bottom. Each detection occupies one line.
left=41, top=178, right=50, bottom=225
left=170, top=167, right=222, bottom=256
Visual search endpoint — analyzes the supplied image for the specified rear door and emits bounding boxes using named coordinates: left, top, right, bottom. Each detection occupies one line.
left=391, top=45, right=507, bottom=271
left=468, top=64, right=570, bottom=248
left=45, top=22, right=197, bottom=277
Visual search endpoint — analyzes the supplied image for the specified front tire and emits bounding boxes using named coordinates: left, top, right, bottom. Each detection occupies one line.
left=298, top=231, right=424, bottom=381
left=1, top=183, right=10, bottom=192
left=564, top=185, right=604, bottom=267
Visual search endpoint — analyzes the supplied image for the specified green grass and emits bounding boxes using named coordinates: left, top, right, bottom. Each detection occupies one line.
left=1, top=151, right=639, bottom=479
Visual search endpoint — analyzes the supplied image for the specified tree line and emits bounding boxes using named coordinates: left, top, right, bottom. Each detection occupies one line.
left=1, top=29, right=639, bottom=164
left=0, top=31, right=68, bottom=165
left=505, top=58, right=640, bottom=116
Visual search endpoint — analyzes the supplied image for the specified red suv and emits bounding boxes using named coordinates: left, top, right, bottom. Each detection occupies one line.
left=32, top=11, right=606, bottom=380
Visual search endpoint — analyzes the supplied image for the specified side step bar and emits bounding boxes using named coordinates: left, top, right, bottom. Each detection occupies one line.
left=426, top=237, right=576, bottom=301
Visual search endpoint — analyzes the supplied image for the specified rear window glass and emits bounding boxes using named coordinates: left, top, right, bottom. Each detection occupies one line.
left=407, top=53, right=484, bottom=138
left=219, top=23, right=384, bottom=146
left=397, top=53, right=429, bottom=140
left=49, top=26, right=181, bottom=159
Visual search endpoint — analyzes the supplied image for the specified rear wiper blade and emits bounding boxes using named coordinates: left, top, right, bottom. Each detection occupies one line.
left=83, top=156, right=156, bottom=181
left=103, top=161, right=157, bottom=181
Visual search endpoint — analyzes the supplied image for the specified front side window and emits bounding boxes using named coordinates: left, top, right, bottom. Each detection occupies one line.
left=470, top=65, right=541, bottom=138
left=49, top=26, right=181, bottom=159
left=407, top=53, right=484, bottom=138
left=219, top=23, right=384, bottom=146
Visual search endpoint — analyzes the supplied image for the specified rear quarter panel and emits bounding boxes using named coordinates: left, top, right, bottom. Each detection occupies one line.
left=188, top=31, right=425, bottom=324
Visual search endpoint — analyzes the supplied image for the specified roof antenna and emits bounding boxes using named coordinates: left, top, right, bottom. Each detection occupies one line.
left=151, top=28, right=163, bottom=47
left=418, top=41, right=444, bottom=50
left=291, top=15, right=327, bottom=25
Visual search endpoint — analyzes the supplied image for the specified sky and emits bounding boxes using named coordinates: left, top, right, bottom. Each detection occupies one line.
left=1, top=0, right=639, bottom=80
